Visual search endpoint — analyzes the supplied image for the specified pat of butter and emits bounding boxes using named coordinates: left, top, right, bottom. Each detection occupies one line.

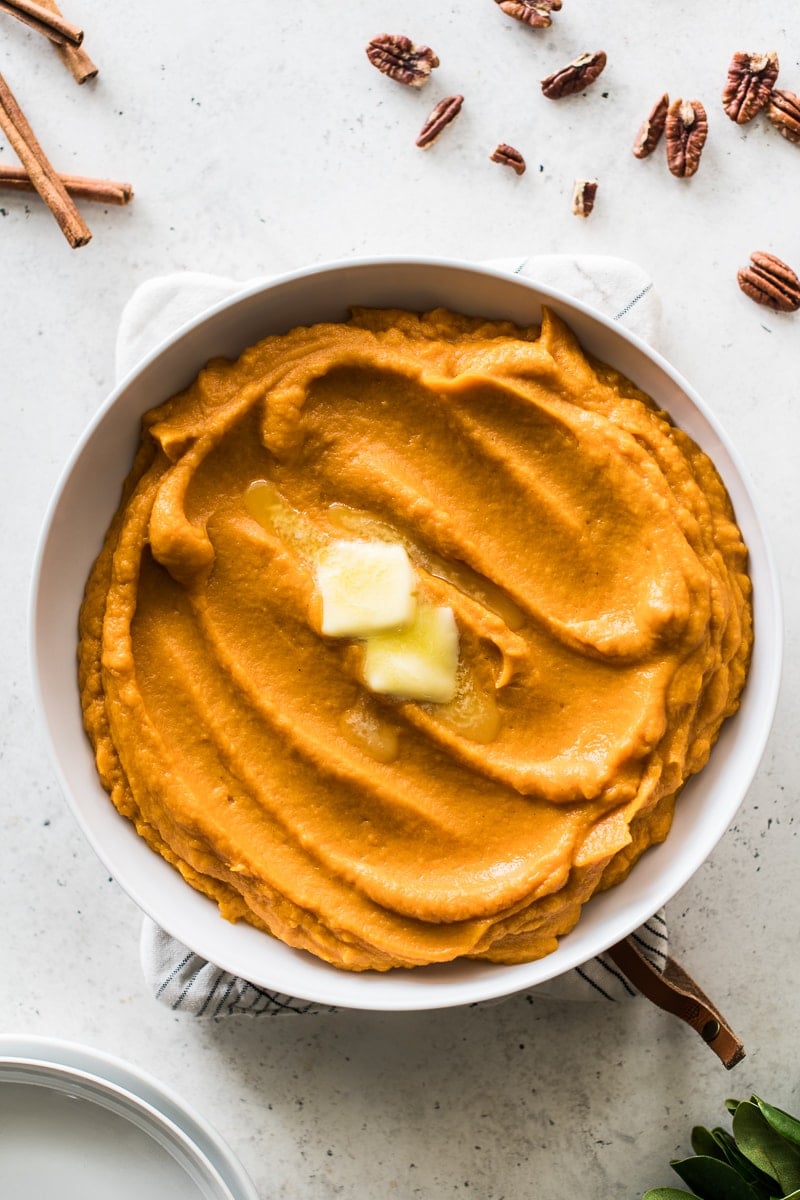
left=316, top=540, right=417, bottom=637
left=362, top=606, right=459, bottom=704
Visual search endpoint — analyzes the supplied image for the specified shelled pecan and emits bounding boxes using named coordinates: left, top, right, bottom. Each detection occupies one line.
left=665, top=98, right=708, bottom=177
left=365, top=34, right=439, bottom=87
left=541, top=51, right=606, bottom=99
left=494, top=0, right=561, bottom=29
left=489, top=143, right=526, bottom=174
left=571, top=178, right=597, bottom=217
left=632, top=93, right=669, bottom=159
left=737, top=251, right=800, bottom=312
left=722, top=51, right=779, bottom=123
left=766, top=88, right=800, bottom=144
left=416, top=95, right=464, bottom=148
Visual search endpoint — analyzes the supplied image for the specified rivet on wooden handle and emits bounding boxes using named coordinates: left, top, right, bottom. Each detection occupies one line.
left=606, top=937, right=745, bottom=1070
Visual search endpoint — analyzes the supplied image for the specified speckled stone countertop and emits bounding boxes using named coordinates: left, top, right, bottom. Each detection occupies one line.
left=1, top=3, right=798, bottom=1197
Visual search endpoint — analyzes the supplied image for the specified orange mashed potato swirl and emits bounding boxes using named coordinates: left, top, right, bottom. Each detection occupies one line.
left=78, top=307, right=753, bottom=971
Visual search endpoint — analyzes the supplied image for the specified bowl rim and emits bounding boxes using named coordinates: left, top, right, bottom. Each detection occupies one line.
left=29, top=254, right=784, bottom=1010
left=0, top=1034, right=259, bottom=1199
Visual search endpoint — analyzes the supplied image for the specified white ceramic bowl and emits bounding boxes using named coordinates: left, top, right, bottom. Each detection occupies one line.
left=30, top=257, right=782, bottom=1011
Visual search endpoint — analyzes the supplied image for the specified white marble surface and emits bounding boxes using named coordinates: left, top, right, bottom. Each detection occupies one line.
left=1, top=3, right=799, bottom=1197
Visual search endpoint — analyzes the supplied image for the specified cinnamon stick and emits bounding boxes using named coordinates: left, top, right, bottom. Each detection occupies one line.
left=34, top=0, right=97, bottom=83
left=0, top=163, right=132, bottom=204
left=0, top=72, right=91, bottom=247
left=0, top=0, right=83, bottom=46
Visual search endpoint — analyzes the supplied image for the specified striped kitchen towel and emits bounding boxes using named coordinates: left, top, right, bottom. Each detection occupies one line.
left=140, top=910, right=670, bottom=1016
left=119, top=254, right=665, bottom=1016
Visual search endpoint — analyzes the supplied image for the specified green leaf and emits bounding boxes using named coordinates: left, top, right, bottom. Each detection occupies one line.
left=642, top=1190, right=700, bottom=1200
left=643, top=1096, right=800, bottom=1200
left=733, top=1101, right=800, bottom=1193
left=689, top=1123, right=773, bottom=1196
left=693, top=1126, right=728, bottom=1162
left=753, top=1097, right=800, bottom=1150
left=706, top=1127, right=781, bottom=1198
left=671, top=1154, right=763, bottom=1200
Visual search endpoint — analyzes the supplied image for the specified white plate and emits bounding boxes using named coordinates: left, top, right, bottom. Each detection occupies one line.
left=30, top=257, right=783, bottom=1011
left=0, top=1036, right=259, bottom=1200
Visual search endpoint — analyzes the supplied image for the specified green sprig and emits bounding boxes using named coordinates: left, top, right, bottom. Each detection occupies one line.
left=643, top=1095, right=800, bottom=1200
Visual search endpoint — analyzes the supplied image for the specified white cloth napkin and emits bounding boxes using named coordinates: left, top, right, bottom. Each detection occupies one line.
left=121, top=254, right=666, bottom=1015
left=116, top=255, right=660, bottom=378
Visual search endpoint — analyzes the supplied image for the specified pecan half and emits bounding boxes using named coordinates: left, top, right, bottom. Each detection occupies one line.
left=737, top=251, right=800, bottom=312
left=767, top=88, right=800, bottom=144
left=416, top=94, right=464, bottom=148
left=665, top=98, right=708, bottom=177
left=489, top=143, right=526, bottom=174
left=571, top=178, right=598, bottom=217
left=494, top=0, right=562, bottom=28
left=365, top=34, right=439, bottom=87
left=722, top=51, right=779, bottom=123
left=632, top=93, right=669, bottom=159
left=541, top=51, right=607, bottom=99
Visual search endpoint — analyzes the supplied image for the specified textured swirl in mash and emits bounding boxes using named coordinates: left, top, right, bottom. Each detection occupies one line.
left=78, top=307, right=752, bottom=970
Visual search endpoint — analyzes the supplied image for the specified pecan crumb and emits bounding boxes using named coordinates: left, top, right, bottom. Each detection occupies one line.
left=365, top=33, right=440, bottom=87
left=490, top=143, right=526, bottom=174
left=737, top=251, right=800, bottom=313
left=766, top=88, right=800, bottom=144
left=722, top=51, right=779, bottom=123
left=665, top=98, right=708, bottom=178
left=541, top=51, right=607, bottom=100
left=632, top=93, right=669, bottom=159
left=416, top=95, right=464, bottom=148
left=571, top=178, right=598, bottom=217
left=494, top=0, right=562, bottom=28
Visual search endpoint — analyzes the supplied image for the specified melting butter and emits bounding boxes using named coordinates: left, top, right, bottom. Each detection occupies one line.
left=435, top=673, right=502, bottom=744
left=245, top=480, right=502, bottom=741
left=244, top=479, right=326, bottom=557
left=339, top=700, right=400, bottom=764
left=425, top=557, right=527, bottom=632
left=329, top=502, right=526, bottom=631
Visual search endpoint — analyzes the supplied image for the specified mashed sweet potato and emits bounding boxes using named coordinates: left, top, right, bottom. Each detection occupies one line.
left=78, top=307, right=752, bottom=970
